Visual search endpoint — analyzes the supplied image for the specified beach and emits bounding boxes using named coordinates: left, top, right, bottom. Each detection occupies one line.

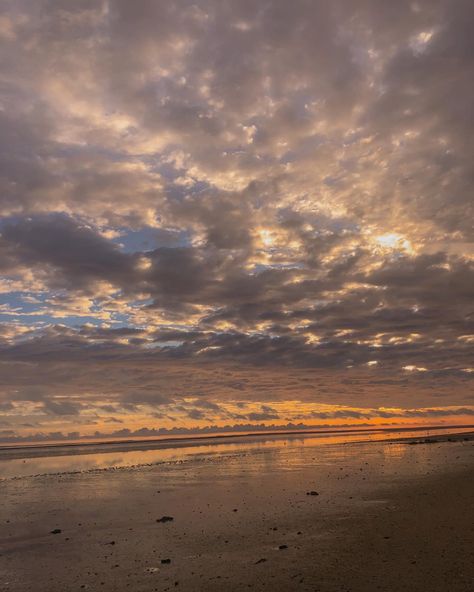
left=1, top=431, right=473, bottom=592
left=2, top=1, right=474, bottom=590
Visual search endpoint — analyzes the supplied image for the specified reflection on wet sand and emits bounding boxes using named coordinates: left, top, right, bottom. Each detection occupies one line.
left=1, top=426, right=472, bottom=479
left=1, top=430, right=473, bottom=592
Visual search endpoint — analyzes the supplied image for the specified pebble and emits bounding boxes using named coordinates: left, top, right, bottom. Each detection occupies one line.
left=156, top=516, right=174, bottom=523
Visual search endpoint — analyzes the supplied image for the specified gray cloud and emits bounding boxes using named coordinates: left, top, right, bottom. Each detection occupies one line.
left=1, top=215, right=137, bottom=290
left=42, top=399, right=82, bottom=416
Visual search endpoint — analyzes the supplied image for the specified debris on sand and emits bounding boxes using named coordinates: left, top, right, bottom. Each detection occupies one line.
left=279, top=544, right=288, bottom=550
left=409, top=438, right=439, bottom=445
left=156, top=516, right=174, bottom=523
left=161, top=558, right=171, bottom=564
left=255, top=558, right=267, bottom=564
left=306, top=491, right=319, bottom=496
left=50, top=529, right=62, bottom=534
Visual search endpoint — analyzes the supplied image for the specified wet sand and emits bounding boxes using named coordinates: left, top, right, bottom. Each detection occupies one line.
left=1, top=433, right=473, bottom=591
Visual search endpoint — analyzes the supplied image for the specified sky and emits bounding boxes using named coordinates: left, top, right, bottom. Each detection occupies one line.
left=0, top=0, right=473, bottom=443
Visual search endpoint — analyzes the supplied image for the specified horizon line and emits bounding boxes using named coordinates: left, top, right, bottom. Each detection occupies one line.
left=2, top=423, right=474, bottom=452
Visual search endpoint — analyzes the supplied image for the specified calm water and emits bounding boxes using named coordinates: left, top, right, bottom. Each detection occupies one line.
left=1, top=426, right=472, bottom=480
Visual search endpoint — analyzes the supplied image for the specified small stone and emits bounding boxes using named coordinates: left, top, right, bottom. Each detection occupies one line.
left=50, top=529, right=62, bottom=534
left=156, top=516, right=174, bottom=523
left=161, top=558, right=171, bottom=564
left=279, top=545, right=288, bottom=550
left=306, top=491, right=319, bottom=496
left=255, top=558, right=267, bottom=564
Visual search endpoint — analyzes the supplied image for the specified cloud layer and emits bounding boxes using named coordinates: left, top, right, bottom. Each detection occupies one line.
left=0, top=0, right=473, bottom=440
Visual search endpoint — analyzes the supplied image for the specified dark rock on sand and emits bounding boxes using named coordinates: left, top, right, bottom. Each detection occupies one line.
left=50, top=529, right=62, bottom=534
left=156, top=516, right=174, bottom=523
left=161, top=558, right=171, bottom=564
left=279, top=545, right=288, bottom=550
left=306, top=491, right=319, bottom=496
left=255, top=558, right=267, bottom=564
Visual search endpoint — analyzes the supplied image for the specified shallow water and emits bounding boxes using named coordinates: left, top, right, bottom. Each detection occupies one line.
left=1, top=426, right=472, bottom=479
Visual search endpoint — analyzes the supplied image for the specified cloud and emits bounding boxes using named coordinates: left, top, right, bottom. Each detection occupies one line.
left=0, top=0, right=473, bottom=438
left=1, top=214, right=137, bottom=291
left=244, top=405, right=280, bottom=421
left=41, top=399, right=82, bottom=416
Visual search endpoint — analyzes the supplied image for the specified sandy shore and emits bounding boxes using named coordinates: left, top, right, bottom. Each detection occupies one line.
left=1, top=434, right=473, bottom=591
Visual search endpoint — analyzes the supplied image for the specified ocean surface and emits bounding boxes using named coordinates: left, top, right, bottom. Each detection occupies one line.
left=1, top=426, right=472, bottom=480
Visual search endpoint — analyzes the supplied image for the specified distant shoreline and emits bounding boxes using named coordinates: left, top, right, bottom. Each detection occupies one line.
left=1, top=423, right=473, bottom=453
